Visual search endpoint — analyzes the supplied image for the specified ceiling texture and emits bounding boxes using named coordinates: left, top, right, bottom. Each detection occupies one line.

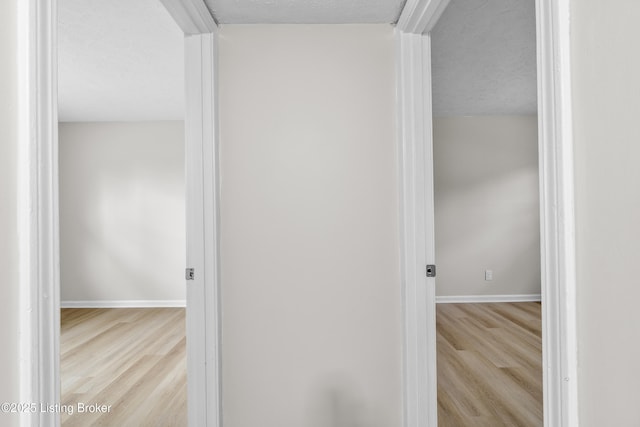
left=431, top=0, right=537, bottom=116
left=58, top=0, right=536, bottom=122
left=58, top=0, right=184, bottom=122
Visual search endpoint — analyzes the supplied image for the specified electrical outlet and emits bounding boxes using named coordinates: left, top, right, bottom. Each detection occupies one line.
left=485, top=269, right=493, bottom=281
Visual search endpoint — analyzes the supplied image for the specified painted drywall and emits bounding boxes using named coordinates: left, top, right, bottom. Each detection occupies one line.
left=433, top=115, right=541, bottom=298
left=572, top=1, right=640, bottom=425
left=218, top=25, right=401, bottom=427
left=59, top=122, right=186, bottom=304
left=0, top=0, right=20, bottom=424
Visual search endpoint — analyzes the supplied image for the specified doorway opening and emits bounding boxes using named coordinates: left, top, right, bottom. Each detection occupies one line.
left=430, top=1, right=543, bottom=423
left=57, top=0, right=187, bottom=423
left=19, top=0, right=220, bottom=425
left=395, top=0, right=577, bottom=425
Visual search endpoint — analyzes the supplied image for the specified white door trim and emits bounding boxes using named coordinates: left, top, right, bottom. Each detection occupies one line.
left=396, top=0, right=452, bottom=34
left=396, top=30, right=437, bottom=427
left=159, top=0, right=217, bottom=35
left=184, top=32, right=222, bottom=427
left=395, top=0, right=578, bottom=426
left=536, top=0, right=579, bottom=425
left=18, top=0, right=221, bottom=426
left=162, top=2, right=221, bottom=424
left=17, top=1, right=59, bottom=425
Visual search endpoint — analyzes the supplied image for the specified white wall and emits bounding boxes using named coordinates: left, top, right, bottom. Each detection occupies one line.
left=218, top=25, right=401, bottom=427
left=0, top=0, right=20, bottom=425
left=433, top=115, right=540, bottom=298
left=572, top=1, right=640, bottom=425
left=59, top=121, right=186, bottom=304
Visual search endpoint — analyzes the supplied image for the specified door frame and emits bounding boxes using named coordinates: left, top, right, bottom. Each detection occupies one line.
left=395, top=0, right=578, bottom=426
left=17, top=0, right=222, bottom=425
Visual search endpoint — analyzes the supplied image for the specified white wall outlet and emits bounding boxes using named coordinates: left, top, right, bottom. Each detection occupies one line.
left=485, top=269, right=493, bottom=281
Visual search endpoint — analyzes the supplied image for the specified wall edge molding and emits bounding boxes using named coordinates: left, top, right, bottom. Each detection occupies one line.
left=60, top=300, right=187, bottom=308
left=436, top=294, right=542, bottom=304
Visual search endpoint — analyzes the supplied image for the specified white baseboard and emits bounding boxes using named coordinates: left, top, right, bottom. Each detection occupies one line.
left=436, top=294, right=542, bottom=304
left=60, top=300, right=186, bottom=308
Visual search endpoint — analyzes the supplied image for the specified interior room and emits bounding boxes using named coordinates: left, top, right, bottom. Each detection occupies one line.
left=431, top=0, right=543, bottom=424
left=57, top=0, right=187, bottom=424
left=4, top=1, right=640, bottom=427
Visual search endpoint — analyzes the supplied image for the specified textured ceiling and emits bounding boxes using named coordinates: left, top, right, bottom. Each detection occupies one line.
left=431, top=0, right=537, bottom=116
left=58, top=0, right=184, bottom=122
left=205, top=0, right=406, bottom=24
left=58, top=0, right=535, bottom=121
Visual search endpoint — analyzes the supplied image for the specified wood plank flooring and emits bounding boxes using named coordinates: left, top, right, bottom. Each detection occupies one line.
left=60, top=308, right=186, bottom=426
left=61, top=303, right=540, bottom=426
left=437, top=302, right=543, bottom=427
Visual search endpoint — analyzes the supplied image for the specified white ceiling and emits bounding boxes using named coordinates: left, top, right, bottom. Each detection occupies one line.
left=58, top=0, right=184, bottom=122
left=58, top=0, right=535, bottom=122
left=431, top=0, right=537, bottom=116
left=204, top=0, right=406, bottom=24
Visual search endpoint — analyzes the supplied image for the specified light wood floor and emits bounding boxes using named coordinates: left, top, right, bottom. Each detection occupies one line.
left=437, top=302, right=543, bottom=427
left=61, top=304, right=540, bottom=426
left=60, top=308, right=186, bottom=426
